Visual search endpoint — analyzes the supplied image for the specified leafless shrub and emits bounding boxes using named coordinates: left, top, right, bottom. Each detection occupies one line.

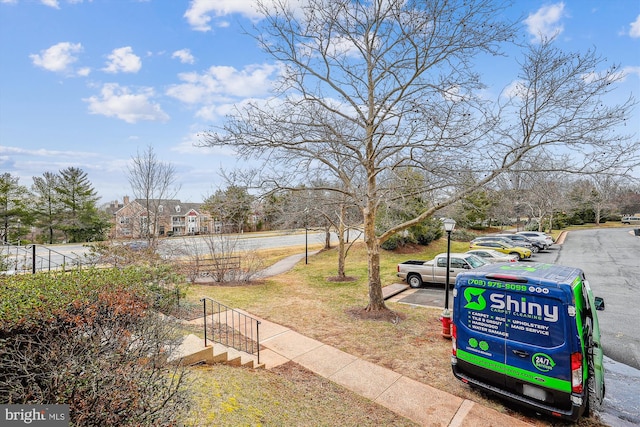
left=0, top=292, right=191, bottom=426
left=177, top=235, right=265, bottom=283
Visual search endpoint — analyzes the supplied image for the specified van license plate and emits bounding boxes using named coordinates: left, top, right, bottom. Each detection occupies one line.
left=522, top=384, right=546, bottom=401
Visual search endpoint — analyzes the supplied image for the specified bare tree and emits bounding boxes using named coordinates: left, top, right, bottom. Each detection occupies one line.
left=289, top=185, right=363, bottom=279
left=127, top=146, right=180, bottom=242
left=202, top=0, right=637, bottom=312
left=520, top=171, right=567, bottom=232
left=588, top=175, right=620, bottom=225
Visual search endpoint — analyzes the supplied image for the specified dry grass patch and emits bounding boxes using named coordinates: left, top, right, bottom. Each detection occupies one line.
left=183, top=363, right=419, bottom=427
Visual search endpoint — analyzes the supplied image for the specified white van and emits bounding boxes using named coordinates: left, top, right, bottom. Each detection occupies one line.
left=621, top=216, right=640, bottom=225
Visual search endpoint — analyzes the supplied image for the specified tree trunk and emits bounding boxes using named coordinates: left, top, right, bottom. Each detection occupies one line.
left=337, top=216, right=346, bottom=279
left=363, top=206, right=387, bottom=312
left=324, top=227, right=331, bottom=250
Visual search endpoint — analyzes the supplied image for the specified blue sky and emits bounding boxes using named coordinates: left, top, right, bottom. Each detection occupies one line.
left=1, top=0, right=639, bottom=205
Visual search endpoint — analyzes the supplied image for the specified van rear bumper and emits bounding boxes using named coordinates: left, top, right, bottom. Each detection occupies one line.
left=452, top=364, right=585, bottom=421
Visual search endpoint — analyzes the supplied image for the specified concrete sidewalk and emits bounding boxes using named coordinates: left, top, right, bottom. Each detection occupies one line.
left=247, top=313, right=534, bottom=427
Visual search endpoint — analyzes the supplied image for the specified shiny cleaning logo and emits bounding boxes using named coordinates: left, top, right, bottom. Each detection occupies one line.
left=464, top=287, right=559, bottom=322
left=464, top=288, right=486, bottom=310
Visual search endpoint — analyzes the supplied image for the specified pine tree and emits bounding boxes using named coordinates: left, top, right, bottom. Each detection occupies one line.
left=32, top=172, right=62, bottom=244
left=56, top=167, right=104, bottom=242
left=0, top=173, right=30, bottom=243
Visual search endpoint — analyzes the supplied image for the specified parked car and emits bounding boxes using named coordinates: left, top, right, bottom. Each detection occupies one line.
left=471, top=236, right=535, bottom=252
left=469, top=240, right=532, bottom=260
left=515, top=231, right=554, bottom=249
left=397, top=253, right=487, bottom=288
left=126, top=240, right=149, bottom=251
left=466, top=249, right=518, bottom=263
left=621, top=216, right=640, bottom=225
left=491, top=233, right=543, bottom=252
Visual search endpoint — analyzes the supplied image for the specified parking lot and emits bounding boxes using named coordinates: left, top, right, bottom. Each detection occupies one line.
left=390, top=243, right=562, bottom=307
left=389, top=229, right=640, bottom=427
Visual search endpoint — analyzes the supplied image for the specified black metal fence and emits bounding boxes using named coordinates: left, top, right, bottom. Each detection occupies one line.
left=1, top=243, right=85, bottom=274
left=200, top=297, right=261, bottom=364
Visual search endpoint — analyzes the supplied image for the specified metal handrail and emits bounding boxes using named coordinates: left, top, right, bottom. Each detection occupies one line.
left=200, top=297, right=261, bottom=364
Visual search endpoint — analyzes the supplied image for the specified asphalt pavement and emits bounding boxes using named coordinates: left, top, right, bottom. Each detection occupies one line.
left=393, top=230, right=640, bottom=427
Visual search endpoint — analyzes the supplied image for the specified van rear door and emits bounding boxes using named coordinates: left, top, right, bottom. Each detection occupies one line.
left=501, top=286, right=574, bottom=407
left=454, top=275, right=575, bottom=408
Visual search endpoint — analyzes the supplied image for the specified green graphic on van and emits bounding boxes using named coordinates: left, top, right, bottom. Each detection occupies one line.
left=532, top=352, right=556, bottom=372
left=499, top=265, right=537, bottom=273
left=467, top=338, right=490, bottom=351
left=464, top=287, right=558, bottom=322
left=464, top=288, right=487, bottom=310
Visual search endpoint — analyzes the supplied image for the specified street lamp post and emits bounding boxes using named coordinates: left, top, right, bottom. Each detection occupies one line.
left=441, top=218, right=456, bottom=338
left=304, top=209, right=309, bottom=264
left=305, top=225, right=308, bottom=264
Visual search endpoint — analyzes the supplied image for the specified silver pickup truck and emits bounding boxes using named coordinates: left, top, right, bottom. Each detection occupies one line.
left=396, top=252, right=487, bottom=288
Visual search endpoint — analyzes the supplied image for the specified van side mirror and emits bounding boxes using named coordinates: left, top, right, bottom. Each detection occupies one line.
left=594, top=297, right=605, bottom=311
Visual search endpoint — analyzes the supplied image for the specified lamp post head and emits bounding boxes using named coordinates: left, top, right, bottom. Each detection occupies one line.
left=443, top=218, right=456, bottom=233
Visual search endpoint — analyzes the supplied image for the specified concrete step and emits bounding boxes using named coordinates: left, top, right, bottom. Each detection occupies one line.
left=170, top=334, right=264, bottom=369
left=382, top=283, right=409, bottom=299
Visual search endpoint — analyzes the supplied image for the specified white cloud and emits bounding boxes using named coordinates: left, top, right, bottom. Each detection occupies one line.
left=524, top=2, right=566, bottom=42
left=581, top=64, right=640, bottom=85
left=0, top=145, right=99, bottom=159
left=39, top=0, right=93, bottom=6
left=41, top=0, right=59, bottom=8
left=166, top=63, right=280, bottom=105
left=501, top=79, right=527, bottom=99
left=172, top=132, right=208, bottom=154
left=103, top=47, right=142, bottom=74
left=172, top=49, right=195, bottom=64
left=183, top=0, right=263, bottom=31
left=621, top=65, right=640, bottom=80
left=84, top=83, right=169, bottom=123
left=442, top=85, right=470, bottom=103
left=30, top=42, right=83, bottom=74
left=630, top=15, right=640, bottom=38
left=77, top=67, right=91, bottom=77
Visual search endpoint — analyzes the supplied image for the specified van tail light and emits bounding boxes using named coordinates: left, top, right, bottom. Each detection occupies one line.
left=451, top=324, right=457, bottom=356
left=571, top=352, right=583, bottom=393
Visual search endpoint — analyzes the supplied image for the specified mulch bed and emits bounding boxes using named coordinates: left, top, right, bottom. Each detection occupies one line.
left=345, top=306, right=407, bottom=323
